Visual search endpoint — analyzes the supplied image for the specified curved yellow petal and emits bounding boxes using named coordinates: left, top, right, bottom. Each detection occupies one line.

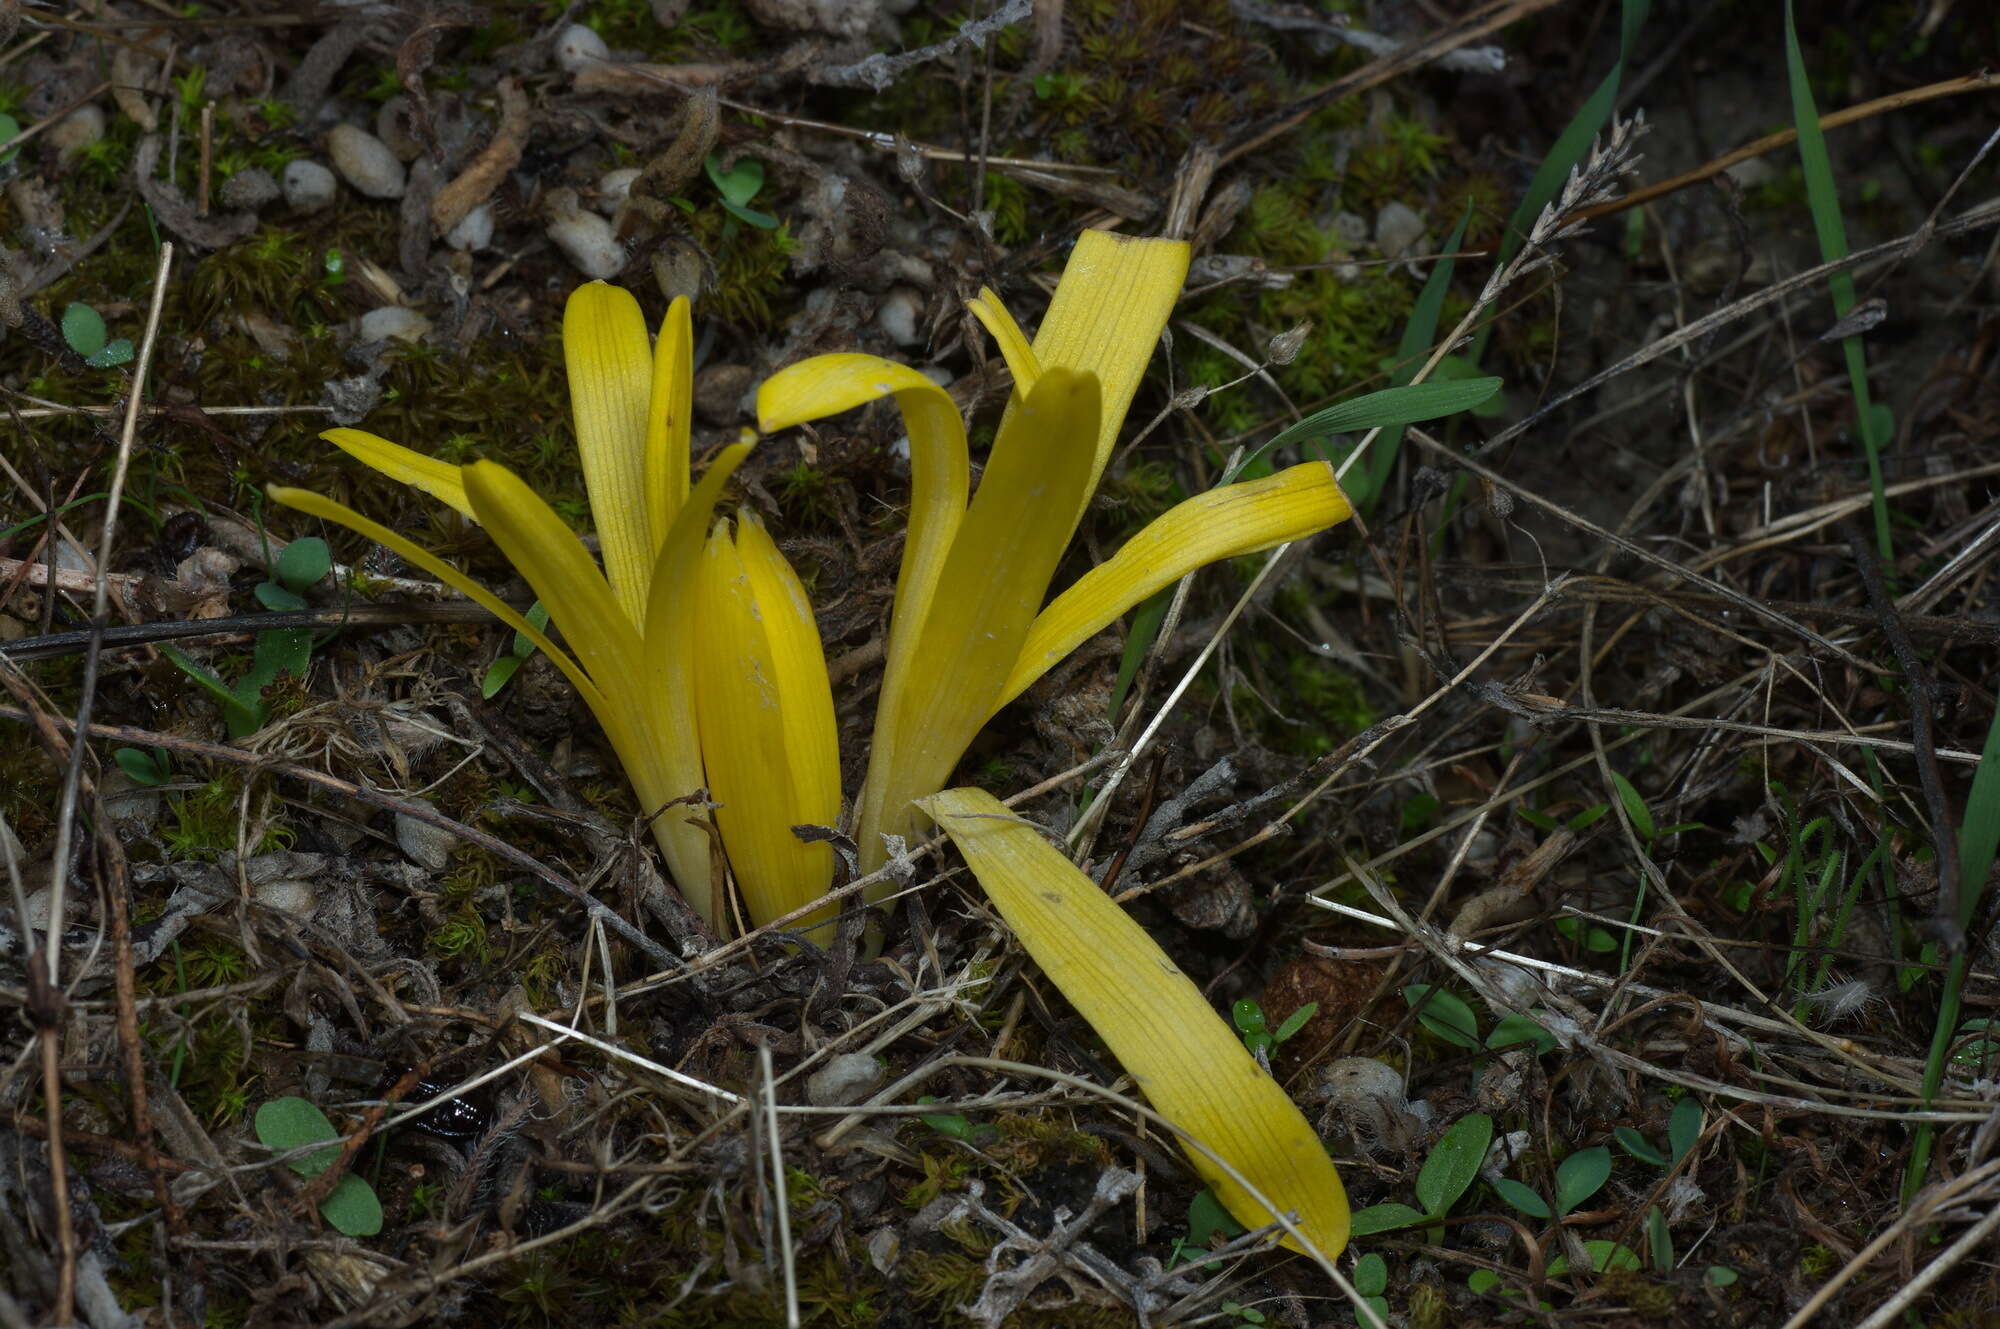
left=997, top=462, right=1353, bottom=711
left=641, top=441, right=756, bottom=923
left=645, top=295, right=694, bottom=545
left=564, top=280, right=656, bottom=627
left=920, top=786, right=1349, bottom=1259
left=460, top=460, right=644, bottom=715
left=757, top=354, right=970, bottom=874
left=323, top=428, right=473, bottom=520
left=999, top=230, right=1190, bottom=535
left=859, top=369, right=1100, bottom=866
left=692, top=520, right=837, bottom=936
left=966, top=288, right=1041, bottom=395
left=736, top=511, right=842, bottom=842
left=264, top=485, right=600, bottom=715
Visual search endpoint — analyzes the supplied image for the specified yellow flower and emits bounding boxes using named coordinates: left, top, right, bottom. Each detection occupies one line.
left=269, top=229, right=1352, bottom=939
left=758, top=229, right=1353, bottom=883
left=269, top=285, right=757, bottom=931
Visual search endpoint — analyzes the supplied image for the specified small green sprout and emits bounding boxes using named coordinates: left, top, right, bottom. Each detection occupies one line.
left=1350, top=1111, right=1492, bottom=1236
left=1232, top=998, right=1317, bottom=1063
left=481, top=601, right=550, bottom=699
left=165, top=536, right=329, bottom=737
left=253, top=1096, right=382, bottom=1237
left=61, top=303, right=136, bottom=369
left=113, top=746, right=173, bottom=787
left=704, top=153, right=778, bottom=229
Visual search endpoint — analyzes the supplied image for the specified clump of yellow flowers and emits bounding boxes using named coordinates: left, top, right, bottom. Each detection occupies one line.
left=270, top=228, right=1353, bottom=1258
left=274, top=230, right=1350, bottom=936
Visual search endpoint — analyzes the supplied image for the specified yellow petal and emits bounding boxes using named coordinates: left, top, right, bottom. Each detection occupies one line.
left=998, top=462, right=1353, bottom=710
left=860, top=369, right=1099, bottom=864
left=757, top=354, right=970, bottom=873
left=692, top=520, right=837, bottom=935
left=642, top=441, right=756, bottom=923
left=264, top=485, right=606, bottom=722
left=645, top=295, right=694, bottom=546
left=563, top=280, right=656, bottom=627
left=919, top=786, right=1349, bottom=1259
left=735, top=512, right=842, bottom=841
left=966, top=287, right=1041, bottom=395
left=323, top=428, right=473, bottom=520
left=461, top=461, right=646, bottom=704
left=1000, top=230, right=1190, bottom=535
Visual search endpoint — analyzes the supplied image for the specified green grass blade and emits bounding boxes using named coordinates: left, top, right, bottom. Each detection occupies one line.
left=1783, top=0, right=1892, bottom=559
left=1905, top=700, right=2000, bottom=1199
left=1358, top=203, right=1473, bottom=514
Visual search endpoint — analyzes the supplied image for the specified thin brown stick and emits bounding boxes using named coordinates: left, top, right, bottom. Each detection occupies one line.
left=1575, top=70, right=2000, bottom=223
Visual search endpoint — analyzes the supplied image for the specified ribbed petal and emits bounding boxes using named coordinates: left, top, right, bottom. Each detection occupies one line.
left=642, top=441, right=755, bottom=925
left=693, top=521, right=838, bottom=935
left=997, top=462, right=1353, bottom=711
left=735, top=512, right=842, bottom=845
left=998, top=230, right=1190, bottom=537
left=966, top=287, right=1041, bottom=395
left=323, top=428, right=473, bottom=520
left=264, top=485, right=608, bottom=727
left=461, top=461, right=645, bottom=704
left=563, top=280, right=656, bottom=627
left=860, top=369, right=1099, bottom=861
left=645, top=295, right=694, bottom=547
left=921, top=786, right=1349, bottom=1259
left=757, top=354, right=970, bottom=872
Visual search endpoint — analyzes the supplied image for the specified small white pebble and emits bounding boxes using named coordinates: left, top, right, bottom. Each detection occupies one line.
left=554, top=23, right=610, bottom=74
left=254, top=877, right=316, bottom=920
left=327, top=124, right=407, bottom=200
left=445, top=202, right=494, bottom=252
left=596, top=166, right=641, bottom=214
left=876, top=286, right=923, bottom=347
left=282, top=159, right=338, bottom=212
left=357, top=306, right=432, bottom=344
left=807, top=1053, right=883, bottom=1107
left=547, top=208, right=625, bottom=279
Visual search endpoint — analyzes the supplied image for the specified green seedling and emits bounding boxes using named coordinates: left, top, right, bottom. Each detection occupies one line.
left=704, top=153, right=778, bottom=229
left=164, top=536, right=329, bottom=738
left=481, top=601, right=550, bottom=699
left=113, top=746, right=173, bottom=787
left=1351, top=1251, right=1389, bottom=1323
left=0, top=111, right=19, bottom=166
left=916, top=1096, right=996, bottom=1145
left=253, top=1096, right=382, bottom=1237
left=1166, top=1187, right=1244, bottom=1268
left=1350, top=1111, right=1492, bottom=1237
left=61, top=302, right=136, bottom=368
left=1232, top=998, right=1317, bottom=1064
left=1402, top=983, right=1479, bottom=1049
left=1490, top=1144, right=1611, bottom=1224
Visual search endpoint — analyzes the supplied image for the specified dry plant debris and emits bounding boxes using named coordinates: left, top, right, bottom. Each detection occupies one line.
left=2, top=2, right=2000, bottom=1327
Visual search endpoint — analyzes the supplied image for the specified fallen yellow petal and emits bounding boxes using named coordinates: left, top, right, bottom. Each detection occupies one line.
left=920, top=787, right=1349, bottom=1258
left=997, top=461, right=1353, bottom=710
left=564, top=280, right=657, bottom=627
left=323, top=428, right=473, bottom=520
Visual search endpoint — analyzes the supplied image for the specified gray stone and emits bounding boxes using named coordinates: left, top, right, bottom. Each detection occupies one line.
left=327, top=124, right=407, bottom=200
left=546, top=205, right=625, bottom=279
left=445, top=203, right=494, bottom=252
left=806, top=1052, right=882, bottom=1107
left=219, top=167, right=280, bottom=210
left=554, top=23, right=610, bottom=74
left=282, top=159, right=338, bottom=212
left=395, top=799, right=456, bottom=871
left=1374, top=200, right=1426, bottom=261
left=48, top=104, right=105, bottom=160
left=357, top=306, right=432, bottom=344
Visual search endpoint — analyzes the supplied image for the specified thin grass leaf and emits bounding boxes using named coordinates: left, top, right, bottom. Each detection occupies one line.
left=1783, top=0, right=1891, bottom=559
left=1358, top=203, right=1474, bottom=513
left=1234, top=378, right=1501, bottom=479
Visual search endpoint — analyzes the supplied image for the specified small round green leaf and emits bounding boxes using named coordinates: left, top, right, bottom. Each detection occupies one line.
left=254, top=1096, right=341, bottom=1177
left=87, top=338, right=135, bottom=368
left=1491, top=1177, right=1550, bottom=1219
left=1403, top=983, right=1480, bottom=1049
left=255, top=581, right=308, bottom=612
left=1352, top=1252, right=1388, bottom=1297
left=1555, top=1146, right=1612, bottom=1217
left=1348, top=1202, right=1425, bottom=1236
left=62, top=303, right=108, bottom=358
left=1668, top=1097, right=1702, bottom=1164
left=320, top=1172, right=383, bottom=1236
left=1615, top=1126, right=1666, bottom=1167
left=276, top=536, right=331, bottom=592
